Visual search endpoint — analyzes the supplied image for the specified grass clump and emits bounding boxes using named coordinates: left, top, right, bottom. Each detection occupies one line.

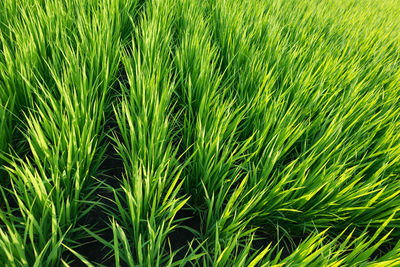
left=1, top=0, right=400, bottom=266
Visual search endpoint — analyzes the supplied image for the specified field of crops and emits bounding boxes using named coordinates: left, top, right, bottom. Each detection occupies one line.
left=1, top=0, right=400, bottom=266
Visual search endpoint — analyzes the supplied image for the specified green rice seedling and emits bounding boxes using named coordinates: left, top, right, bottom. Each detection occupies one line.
left=0, top=0, right=130, bottom=265
left=0, top=99, right=13, bottom=162
left=170, top=1, right=276, bottom=264
left=273, top=214, right=400, bottom=266
left=164, top=0, right=400, bottom=263
left=1, top=0, right=400, bottom=265
left=173, top=0, right=246, bottom=199
left=185, top=213, right=400, bottom=266
left=203, top=0, right=400, bottom=239
left=0, top=2, right=53, bottom=165
left=243, top=0, right=400, bottom=236
left=86, top=0, right=194, bottom=265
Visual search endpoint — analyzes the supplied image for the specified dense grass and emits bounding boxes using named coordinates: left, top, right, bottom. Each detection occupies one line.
left=1, top=0, right=400, bottom=265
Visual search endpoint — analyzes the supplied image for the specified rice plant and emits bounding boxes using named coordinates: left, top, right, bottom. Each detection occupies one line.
left=1, top=0, right=400, bottom=266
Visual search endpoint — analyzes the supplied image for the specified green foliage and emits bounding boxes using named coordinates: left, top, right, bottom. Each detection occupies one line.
left=1, top=0, right=400, bottom=265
